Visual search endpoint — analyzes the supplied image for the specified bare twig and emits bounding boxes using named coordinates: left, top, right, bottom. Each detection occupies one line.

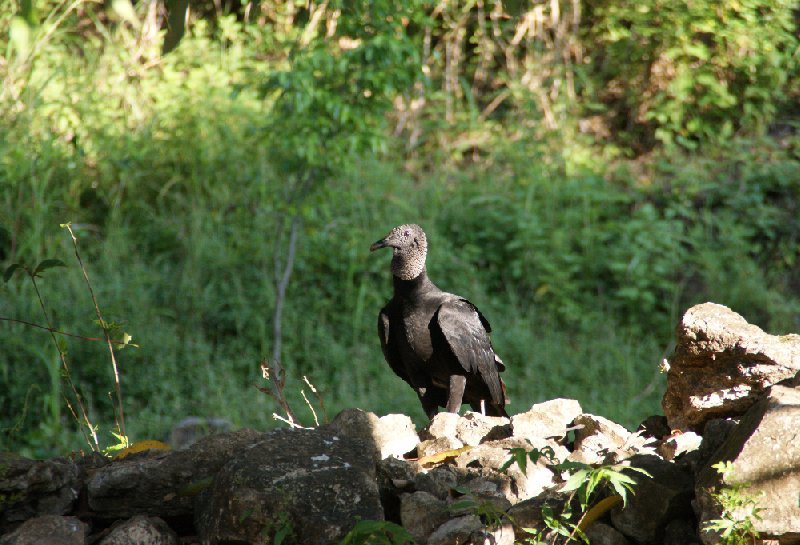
left=271, top=214, right=300, bottom=366
left=303, top=375, right=328, bottom=423
left=258, top=358, right=300, bottom=425
left=64, top=224, right=126, bottom=439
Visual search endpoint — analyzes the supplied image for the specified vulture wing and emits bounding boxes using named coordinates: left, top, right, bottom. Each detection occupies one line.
left=434, top=298, right=505, bottom=405
left=378, top=306, right=411, bottom=384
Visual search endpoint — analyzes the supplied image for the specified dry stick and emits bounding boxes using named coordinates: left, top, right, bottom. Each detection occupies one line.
left=271, top=214, right=300, bottom=367
left=29, top=276, right=98, bottom=449
left=258, top=359, right=299, bottom=425
left=303, top=375, right=328, bottom=424
left=64, top=224, right=126, bottom=439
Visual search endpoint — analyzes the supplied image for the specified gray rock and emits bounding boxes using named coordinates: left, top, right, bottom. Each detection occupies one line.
left=511, top=398, right=583, bottom=441
left=87, top=428, right=262, bottom=519
left=455, top=412, right=511, bottom=446
left=695, top=384, right=800, bottom=544
left=610, top=455, right=695, bottom=544
left=167, top=416, right=232, bottom=449
left=196, top=427, right=383, bottom=545
left=663, top=518, right=701, bottom=545
left=427, top=515, right=483, bottom=545
left=506, top=493, right=568, bottom=539
left=0, top=515, right=88, bottom=545
left=98, top=516, right=178, bottom=545
left=414, top=466, right=461, bottom=500
left=467, top=523, right=515, bottom=545
left=422, top=412, right=461, bottom=440
left=418, top=436, right=464, bottom=459
left=584, top=522, right=631, bottom=545
left=400, top=491, right=450, bottom=544
left=0, top=453, right=80, bottom=527
left=454, top=438, right=561, bottom=502
left=329, top=408, right=419, bottom=459
left=662, top=302, right=800, bottom=431
left=570, top=414, right=631, bottom=464
left=657, top=431, right=703, bottom=461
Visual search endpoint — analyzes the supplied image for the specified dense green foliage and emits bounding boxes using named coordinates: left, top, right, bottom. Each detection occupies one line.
left=1, top=0, right=799, bottom=457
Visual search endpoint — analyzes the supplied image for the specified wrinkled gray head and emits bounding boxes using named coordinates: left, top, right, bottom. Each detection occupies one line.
left=370, top=224, right=428, bottom=280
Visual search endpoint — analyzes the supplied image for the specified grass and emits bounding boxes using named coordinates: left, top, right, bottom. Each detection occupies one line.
left=1, top=3, right=799, bottom=458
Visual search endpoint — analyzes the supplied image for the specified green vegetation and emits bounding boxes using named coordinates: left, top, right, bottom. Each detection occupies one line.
left=703, top=461, right=764, bottom=545
left=1, top=0, right=799, bottom=457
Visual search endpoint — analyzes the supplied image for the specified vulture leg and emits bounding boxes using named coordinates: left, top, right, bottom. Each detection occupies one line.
left=418, top=387, right=441, bottom=420
left=446, top=375, right=467, bottom=413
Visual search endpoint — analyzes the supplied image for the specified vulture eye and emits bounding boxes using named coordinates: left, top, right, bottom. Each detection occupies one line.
left=403, top=229, right=410, bottom=237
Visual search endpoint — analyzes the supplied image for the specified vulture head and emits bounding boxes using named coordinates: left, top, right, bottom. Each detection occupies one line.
left=370, top=224, right=428, bottom=280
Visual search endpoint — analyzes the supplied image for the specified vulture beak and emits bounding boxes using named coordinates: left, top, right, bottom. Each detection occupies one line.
left=370, top=238, right=389, bottom=252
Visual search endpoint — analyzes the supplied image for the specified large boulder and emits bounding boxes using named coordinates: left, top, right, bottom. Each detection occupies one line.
left=609, top=455, right=694, bottom=544
left=662, top=302, right=800, bottom=431
left=511, top=398, right=583, bottom=442
left=0, top=515, right=88, bottom=545
left=0, top=454, right=80, bottom=529
left=97, top=515, right=178, bottom=545
left=195, top=426, right=383, bottom=545
left=695, top=384, right=800, bottom=544
left=86, top=429, right=263, bottom=520
left=328, top=408, right=418, bottom=460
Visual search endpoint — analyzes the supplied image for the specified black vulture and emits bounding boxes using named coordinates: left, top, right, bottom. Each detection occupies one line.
left=370, top=224, right=509, bottom=419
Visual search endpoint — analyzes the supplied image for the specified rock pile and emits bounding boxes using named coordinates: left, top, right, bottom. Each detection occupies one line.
left=1, top=302, right=799, bottom=545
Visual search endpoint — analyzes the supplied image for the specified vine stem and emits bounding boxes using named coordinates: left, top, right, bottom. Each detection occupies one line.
left=64, top=224, right=126, bottom=439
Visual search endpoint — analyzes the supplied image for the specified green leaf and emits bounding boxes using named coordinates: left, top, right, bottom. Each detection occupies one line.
left=33, top=259, right=67, bottom=276
left=3, top=263, right=24, bottom=283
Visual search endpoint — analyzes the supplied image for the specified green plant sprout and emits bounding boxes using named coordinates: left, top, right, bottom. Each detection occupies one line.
left=703, top=461, right=763, bottom=545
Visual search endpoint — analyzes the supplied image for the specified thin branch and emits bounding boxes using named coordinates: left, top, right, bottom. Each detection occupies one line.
left=271, top=214, right=300, bottom=366
left=64, top=224, right=126, bottom=439
left=0, top=316, right=123, bottom=343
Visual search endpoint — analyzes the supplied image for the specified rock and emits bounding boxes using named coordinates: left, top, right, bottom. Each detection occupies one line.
left=455, top=412, right=511, bottom=446
left=695, top=385, right=800, bottom=544
left=417, top=436, right=464, bottom=459
left=87, top=428, right=263, bottom=520
left=0, top=515, right=88, bottom=545
left=637, top=415, right=671, bottom=441
left=328, top=409, right=419, bottom=460
left=609, top=455, right=695, bottom=544
left=166, top=417, right=232, bottom=449
left=657, top=431, right=703, bottom=461
left=511, top=398, right=583, bottom=441
left=584, top=522, right=631, bottom=545
left=414, top=466, right=461, bottom=500
left=663, top=518, right=701, bottom=545
left=98, top=516, right=178, bottom=545
left=467, top=523, right=515, bottom=545
left=196, top=427, right=383, bottom=545
left=570, top=414, right=631, bottom=464
left=506, top=493, right=568, bottom=539
left=376, top=457, right=419, bottom=523
left=427, top=515, right=483, bottom=545
left=662, top=302, right=800, bottom=431
left=454, top=438, right=561, bottom=502
left=0, top=453, right=80, bottom=528
left=422, top=412, right=461, bottom=440
left=693, top=418, right=738, bottom=471
left=399, top=491, right=450, bottom=544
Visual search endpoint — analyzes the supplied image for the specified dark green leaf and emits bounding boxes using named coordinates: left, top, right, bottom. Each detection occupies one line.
left=33, top=259, right=66, bottom=276
left=3, top=263, right=24, bottom=283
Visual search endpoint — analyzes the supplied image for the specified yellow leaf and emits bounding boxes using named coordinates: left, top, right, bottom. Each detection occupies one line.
left=114, top=440, right=171, bottom=459
left=416, top=446, right=473, bottom=466
left=577, top=495, right=623, bottom=531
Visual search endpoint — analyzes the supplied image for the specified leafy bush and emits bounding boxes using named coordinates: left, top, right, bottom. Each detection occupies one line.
left=587, top=0, right=799, bottom=148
